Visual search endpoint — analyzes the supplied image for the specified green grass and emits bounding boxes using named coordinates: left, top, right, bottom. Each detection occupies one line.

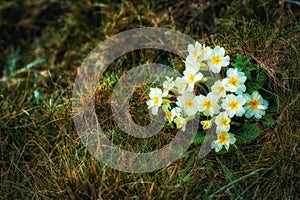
left=1, top=0, right=300, bottom=199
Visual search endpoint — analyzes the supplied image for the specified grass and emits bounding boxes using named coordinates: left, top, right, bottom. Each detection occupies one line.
left=0, top=0, right=300, bottom=199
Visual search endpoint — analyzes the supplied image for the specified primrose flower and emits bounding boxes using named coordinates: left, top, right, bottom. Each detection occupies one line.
left=222, top=68, right=247, bottom=94
left=171, top=107, right=182, bottom=118
left=163, top=106, right=181, bottom=123
left=174, top=116, right=188, bottom=131
left=163, top=76, right=175, bottom=95
left=146, top=88, right=167, bottom=115
left=176, top=92, right=198, bottom=116
left=212, top=131, right=236, bottom=152
left=185, top=55, right=201, bottom=72
left=187, top=41, right=202, bottom=59
left=174, top=77, right=188, bottom=94
left=243, top=91, right=269, bottom=119
left=221, top=94, right=246, bottom=118
left=196, top=92, right=221, bottom=116
left=183, top=67, right=203, bottom=92
left=207, top=46, right=230, bottom=73
left=215, top=112, right=231, bottom=132
left=211, top=80, right=227, bottom=99
left=202, top=44, right=213, bottom=61
left=201, top=120, right=212, bottom=130
left=162, top=105, right=172, bottom=122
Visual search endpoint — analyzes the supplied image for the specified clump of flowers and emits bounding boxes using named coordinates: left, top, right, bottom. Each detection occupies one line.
left=146, top=42, right=269, bottom=153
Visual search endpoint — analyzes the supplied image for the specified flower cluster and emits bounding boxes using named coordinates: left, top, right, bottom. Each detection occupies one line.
left=146, top=42, right=269, bottom=152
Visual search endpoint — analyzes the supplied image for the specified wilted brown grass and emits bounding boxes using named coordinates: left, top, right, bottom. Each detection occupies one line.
left=0, top=0, right=299, bottom=199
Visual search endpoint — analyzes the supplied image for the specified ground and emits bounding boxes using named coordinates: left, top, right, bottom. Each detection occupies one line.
left=0, top=0, right=299, bottom=199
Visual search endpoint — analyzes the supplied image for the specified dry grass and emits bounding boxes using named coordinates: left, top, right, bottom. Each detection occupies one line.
left=0, top=0, right=299, bottom=199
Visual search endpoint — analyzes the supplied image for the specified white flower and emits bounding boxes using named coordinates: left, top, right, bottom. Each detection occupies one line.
left=185, top=55, right=201, bottom=72
left=211, top=80, right=227, bottom=99
left=243, top=91, right=269, bottom=119
left=202, top=44, right=213, bottom=61
left=163, top=76, right=175, bottom=95
left=163, top=106, right=181, bottom=123
left=176, top=92, right=198, bottom=116
left=222, top=68, right=247, bottom=94
left=174, top=116, right=188, bottom=131
left=211, top=131, right=236, bottom=152
left=196, top=92, right=221, bottom=116
left=171, top=107, right=182, bottom=118
left=215, top=112, right=231, bottom=132
left=183, top=67, right=203, bottom=92
left=146, top=88, right=167, bottom=115
left=221, top=94, right=246, bottom=118
left=187, top=41, right=202, bottom=59
left=174, top=77, right=189, bottom=94
left=162, top=104, right=172, bottom=122
left=201, top=120, right=212, bottom=130
left=207, top=46, right=230, bottom=73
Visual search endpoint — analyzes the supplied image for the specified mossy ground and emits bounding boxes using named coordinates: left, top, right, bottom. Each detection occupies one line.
left=0, top=0, right=299, bottom=199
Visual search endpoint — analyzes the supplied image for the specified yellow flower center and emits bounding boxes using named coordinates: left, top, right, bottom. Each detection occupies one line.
left=192, top=49, right=198, bottom=58
left=201, top=120, right=212, bottom=130
left=218, top=133, right=229, bottom=145
left=221, top=118, right=230, bottom=126
left=166, top=110, right=172, bottom=121
left=203, top=100, right=213, bottom=109
left=185, top=99, right=195, bottom=109
left=212, top=55, right=222, bottom=65
left=153, top=96, right=159, bottom=105
left=197, top=55, right=203, bottom=63
left=249, top=99, right=259, bottom=109
left=189, top=74, right=195, bottom=83
left=229, top=101, right=238, bottom=110
left=218, top=85, right=226, bottom=93
left=228, top=77, right=239, bottom=87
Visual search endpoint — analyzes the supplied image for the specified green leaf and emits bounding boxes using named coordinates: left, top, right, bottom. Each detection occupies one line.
left=245, top=67, right=268, bottom=93
left=231, top=54, right=259, bottom=84
left=232, top=54, right=256, bottom=72
left=216, top=146, right=233, bottom=154
left=261, top=114, right=276, bottom=128
left=193, top=131, right=206, bottom=144
left=236, top=123, right=262, bottom=144
left=244, top=70, right=252, bottom=81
